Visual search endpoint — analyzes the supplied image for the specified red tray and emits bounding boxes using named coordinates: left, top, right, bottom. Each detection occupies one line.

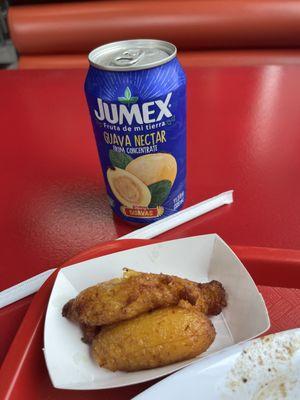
left=1, top=239, right=300, bottom=400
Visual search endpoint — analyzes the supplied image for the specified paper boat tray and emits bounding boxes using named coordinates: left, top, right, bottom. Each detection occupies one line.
left=44, top=234, right=270, bottom=390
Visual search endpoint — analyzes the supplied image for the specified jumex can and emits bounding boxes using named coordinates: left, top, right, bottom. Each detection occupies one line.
left=85, top=39, right=186, bottom=224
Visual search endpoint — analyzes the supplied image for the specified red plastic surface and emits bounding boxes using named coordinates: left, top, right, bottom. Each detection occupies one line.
left=1, top=239, right=300, bottom=400
left=1, top=66, right=300, bottom=291
left=8, top=1, right=300, bottom=54
left=17, top=50, right=300, bottom=70
left=1, top=66, right=300, bottom=366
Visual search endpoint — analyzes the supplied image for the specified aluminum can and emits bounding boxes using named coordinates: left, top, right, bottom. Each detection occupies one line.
left=85, top=39, right=186, bottom=224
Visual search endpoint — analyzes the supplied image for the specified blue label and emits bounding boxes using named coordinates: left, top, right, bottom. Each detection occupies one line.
left=85, top=58, right=186, bottom=224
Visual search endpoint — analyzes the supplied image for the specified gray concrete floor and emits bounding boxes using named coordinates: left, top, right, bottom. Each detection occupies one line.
left=0, top=39, right=18, bottom=69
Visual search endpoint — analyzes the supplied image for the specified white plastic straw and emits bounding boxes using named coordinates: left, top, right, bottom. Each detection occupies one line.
left=0, top=190, right=233, bottom=309
left=119, top=190, right=233, bottom=240
left=0, top=268, right=57, bottom=309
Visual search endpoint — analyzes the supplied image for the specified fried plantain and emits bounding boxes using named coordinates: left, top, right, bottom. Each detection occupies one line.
left=91, top=305, right=216, bottom=372
left=62, top=269, right=226, bottom=326
left=80, top=324, right=101, bottom=344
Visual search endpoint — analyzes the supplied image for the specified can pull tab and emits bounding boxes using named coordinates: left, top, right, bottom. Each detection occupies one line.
left=113, top=48, right=145, bottom=66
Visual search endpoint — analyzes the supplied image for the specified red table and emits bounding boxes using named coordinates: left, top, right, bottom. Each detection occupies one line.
left=1, top=66, right=300, bottom=364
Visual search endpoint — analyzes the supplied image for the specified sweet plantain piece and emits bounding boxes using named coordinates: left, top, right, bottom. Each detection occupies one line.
left=62, top=269, right=226, bottom=327
left=80, top=324, right=101, bottom=344
left=91, top=305, right=216, bottom=372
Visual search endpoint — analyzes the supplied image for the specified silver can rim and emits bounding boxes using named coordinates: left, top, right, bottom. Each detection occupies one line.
left=88, top=39, right=177, bottom=71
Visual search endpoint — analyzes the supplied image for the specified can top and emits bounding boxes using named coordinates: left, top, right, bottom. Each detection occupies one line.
left=88, top=39, right=177, bottom=71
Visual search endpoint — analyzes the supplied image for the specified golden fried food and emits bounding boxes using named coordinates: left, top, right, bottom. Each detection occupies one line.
left=80, top=324, right=101, bottom=344
left=62, top=269, right=226, bottom=326
left=91, top=305, right=216, bottom=371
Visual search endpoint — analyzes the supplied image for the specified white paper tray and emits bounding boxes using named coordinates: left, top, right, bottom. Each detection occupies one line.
left=44, top=234, right=270, bottom=390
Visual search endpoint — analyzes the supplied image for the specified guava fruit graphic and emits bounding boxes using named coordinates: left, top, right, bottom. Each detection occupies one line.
left=107, top=167, right=151, bottom=208
left=126, top=153, right=177, bottom=186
